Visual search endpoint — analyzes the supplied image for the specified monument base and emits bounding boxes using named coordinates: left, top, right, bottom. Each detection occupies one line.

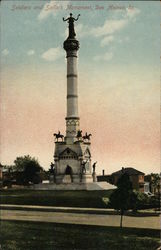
left=34, top=182, right=116, bottom=191
left=55, top=174, right=93, bottom=184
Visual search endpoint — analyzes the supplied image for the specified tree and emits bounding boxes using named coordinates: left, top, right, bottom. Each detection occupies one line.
left=14, top=155, right=42, bottom=185
left=150, top=173, right=160, bottom=195
left=145, top=173, right=160, bottom=195
left=1, top=164, right=14, bottom=187
left=129, top=190, right=149, bottom=212
left=109, top=173, right=133, bottom=228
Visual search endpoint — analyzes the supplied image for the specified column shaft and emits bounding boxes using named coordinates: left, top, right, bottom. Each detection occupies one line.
left=66, top=52, right=78, bottom=118
left=65, top=50, right=80, bottom=139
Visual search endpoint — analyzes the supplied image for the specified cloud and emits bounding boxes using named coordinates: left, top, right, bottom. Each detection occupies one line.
left=118, top=36, right=130, bottom=44
left=91, top=19, right=128, bottom=37
left=41, top=47, right=63, bottom=61
left=125, top=36, right=130, bottom=42
left=90, top=7, right=140, bottom=38
left=75, top=23, right=90, bottom=38
left=27, top=50, right=35, bottom=56
left=101, top=36, right=114, bottom=47
left=38, top=1, right=56, bottom=20
left=38, top=1, right=70, bottom=21
left=126, top=7, right=141, bottom=19
left=94, top=52, right=113, bottom=62
left=2, top=49, right=9, bottom=56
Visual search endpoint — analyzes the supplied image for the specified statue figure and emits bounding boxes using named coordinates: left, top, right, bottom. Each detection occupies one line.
left=76, top=130, right=82, bottom=140
left=80, top=160, right=88, bottom=182
left=81, top=160, right=87, bottom=174
left=92, top=162, right=97, bottom=173
left=49, top=162, right=55, bottom=183
left=50, top=162, right=55, bottom=174
left=63, top=13, right=80, bottom=39
left=53, top=131, right=64, bottom=142
left=83, top=132, right=92, bottom=141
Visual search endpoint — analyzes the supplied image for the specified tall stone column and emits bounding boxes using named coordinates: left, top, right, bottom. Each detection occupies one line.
left=52, top=14, right=94, bottom=185
left=64, top=38, right=80, bottom=142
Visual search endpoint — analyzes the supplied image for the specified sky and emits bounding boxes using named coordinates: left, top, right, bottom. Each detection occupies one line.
left=0, top=1, right=160, bottom=174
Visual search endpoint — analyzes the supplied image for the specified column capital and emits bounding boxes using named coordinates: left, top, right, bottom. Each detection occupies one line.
left=63, top=38, right=79, bottom=52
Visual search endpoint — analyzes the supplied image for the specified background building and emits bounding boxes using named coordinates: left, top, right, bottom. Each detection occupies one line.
left=111, top=167, right=145, bottom=192
left=97, top=167, right=145, bottom=192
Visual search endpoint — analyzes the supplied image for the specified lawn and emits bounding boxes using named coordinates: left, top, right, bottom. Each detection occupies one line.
left=0, top=189, right=113, bottom=208
left=0, top=220, right=160, bottom=250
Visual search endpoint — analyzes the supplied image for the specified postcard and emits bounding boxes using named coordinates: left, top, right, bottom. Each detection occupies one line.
left=0, top=1, right=160, bottom=249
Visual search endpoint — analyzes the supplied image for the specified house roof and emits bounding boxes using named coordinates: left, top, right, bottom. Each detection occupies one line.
left=112, top=167, right=145, bottom=176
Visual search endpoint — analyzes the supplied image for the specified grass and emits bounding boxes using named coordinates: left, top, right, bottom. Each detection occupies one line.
left=0, top=220, right=160, bottom=250
left=0, top=189, right=113, bottom=208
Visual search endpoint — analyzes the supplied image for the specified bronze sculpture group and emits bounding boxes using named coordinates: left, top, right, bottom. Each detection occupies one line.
left=76, top=130, right=92, bottom=141
left=54, top=130, right=92, bottom=142
left=53, top=131, right=64, bottom=142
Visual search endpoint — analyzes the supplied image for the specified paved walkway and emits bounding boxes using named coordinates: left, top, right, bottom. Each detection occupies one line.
left=1, top=204, right=160, bottom=215
left=0, top=204, right=115, bottom=215
left=1, top=206, right=160, bottom=229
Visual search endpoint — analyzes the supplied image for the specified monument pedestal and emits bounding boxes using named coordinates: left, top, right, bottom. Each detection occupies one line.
left=92, top=172, right=97, bottom=182
left=81, top=174, right=93, bottom=183
left=54, top=140, right=93, bottom=185
left=34, top=182, right=116, bottom=190
left=49, top=175, right=55, bottom=183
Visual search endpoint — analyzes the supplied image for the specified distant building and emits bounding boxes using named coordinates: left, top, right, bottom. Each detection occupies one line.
left=97, top=170, right=112, bottom=183
left=144, top=182, right=150, bottom=193
left=144, top=174, right=160, bottom=195
left=97, top=168, right=145, bottom=192
left=111, top=167, right=145, bottom=192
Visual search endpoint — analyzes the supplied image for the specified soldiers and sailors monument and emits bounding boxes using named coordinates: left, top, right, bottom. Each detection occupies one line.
left=36, top=14, right=112, bottom=190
